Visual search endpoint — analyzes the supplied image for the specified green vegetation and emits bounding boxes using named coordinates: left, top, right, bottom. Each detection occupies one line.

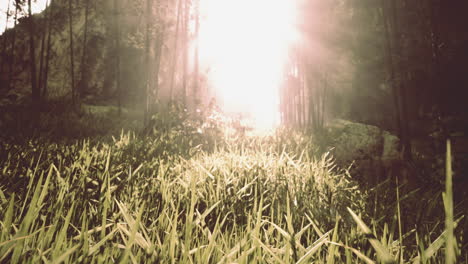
left=1, top=0, right=466, bottom=261
left=0, top=110, right=464, bottom=263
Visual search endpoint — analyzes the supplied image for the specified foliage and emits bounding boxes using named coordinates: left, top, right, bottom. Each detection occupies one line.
left=0, top=114, right=465, bottom=263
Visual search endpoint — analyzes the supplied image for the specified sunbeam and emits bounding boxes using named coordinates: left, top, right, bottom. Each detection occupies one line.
left=199, top=0, right=298, bottom=130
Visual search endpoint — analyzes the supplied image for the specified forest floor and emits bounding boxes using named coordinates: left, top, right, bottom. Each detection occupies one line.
left=0, top=104, right=466, bottom=263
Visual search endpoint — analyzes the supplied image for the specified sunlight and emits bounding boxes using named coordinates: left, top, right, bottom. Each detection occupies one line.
left=0, top=0, right=48, bottom=34
left=199, top=0, right=298, bottom=130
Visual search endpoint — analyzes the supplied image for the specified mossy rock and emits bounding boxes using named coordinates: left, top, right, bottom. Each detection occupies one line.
left=326, top=119, right=399, bottom=162
left=325, top=119, right=400, bottom=184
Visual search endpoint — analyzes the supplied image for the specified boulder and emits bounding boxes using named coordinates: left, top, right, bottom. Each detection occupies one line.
left=325, top=119, right=400, bottom=185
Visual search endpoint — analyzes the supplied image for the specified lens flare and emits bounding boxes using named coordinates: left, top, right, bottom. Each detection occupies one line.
left=199, top=0, right=297, bottom=130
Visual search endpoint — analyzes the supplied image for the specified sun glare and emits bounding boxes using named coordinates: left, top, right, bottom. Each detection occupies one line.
left=0, top=1, right=48, bottom=34
left=199, top=0, right=298, bottom=130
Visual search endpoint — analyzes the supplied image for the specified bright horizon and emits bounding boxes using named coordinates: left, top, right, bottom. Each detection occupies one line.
left=1, top=0, right=299, bottom=131
left=199, top=0, right=298, bottom=130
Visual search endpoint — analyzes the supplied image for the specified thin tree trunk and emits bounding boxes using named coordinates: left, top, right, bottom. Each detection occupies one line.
left=298, top=73, right=304, bottom=127
left=38, top=0, right=50, bottom=100
left=181, top=0, right=189, bottom=107
left=302, top=68, right=309, bottom=128
left=144, top=0, right=152, bottom=126
left=7, top=1, right=18, bottom=92
left=296, top=55, right=303, bottom=127
left=381, top=0, right=401, bottom=137
left=42, top=0, right=54, bottom=99
left=390, top=0, right=412, bottom=161
left=68, top=0, right=76, bottom=107
left=192, top=0, right=200, bottom=108
left=114, top=0, right=121, bottom=116
left=312, top=74, right=320, bottom=131
left=79, top=0, right=90, bottom=101
left=153, top=18, right=165, bottom=103
left=0, top=0, right=11, bottom=75
left=320, top=73, right=327, bottom=129
left=169, top=0, right=182, bottom=101
left=151, top=0, right=166, bottom=111
left=28, top=0, right=39, bottom=110
left=429, top=0, right=441, bottom=113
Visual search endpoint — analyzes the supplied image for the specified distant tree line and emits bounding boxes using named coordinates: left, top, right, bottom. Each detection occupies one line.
left=0, top=0, right=467, bottom=150
left=279, top=0, right=468, bottom=161
left=0, top=0, right=204, bottom=126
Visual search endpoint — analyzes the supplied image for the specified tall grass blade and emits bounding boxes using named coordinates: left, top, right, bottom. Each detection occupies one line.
left=52, top=243, right=80, bottom=264
left=444, top=139, right=456, bottom=264
left=347, top=207, right=395, bottom=263
left=1, top=194, right=15, bottom=242
left=411, top=216, right=463, bottom=263
left=296, top=230, right=331, bottom=264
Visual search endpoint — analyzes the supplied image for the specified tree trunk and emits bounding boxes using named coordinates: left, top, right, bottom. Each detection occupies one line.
left=192, top=0, right=200, bottom=108
left=298, top=73, right=304, bottom=127
left=153, top=25, right=165, bottom=104
left=390, top=0, right=412, bottom=161
left=181, top=0, right=189, bottom=107
left=28, top=0, right=40, bottom=110
left=7, top=1, right=18, bottom=92
left=114, top=0, right=121, bottom=116
left=79, top=0, right=90, bottom=101
left=68, top=0, right=76, bottom=107
left=0, top=0, right=11, bottom=75
left=143, top=0, right=152, bottom=126
left=38, top=0, right=50, bottom=101
left=320, top=73, right=327, bottom=129
left=169, top=0, right=182, bottom=101
left=381, top=0, right=401, bottom=138
left=42, top=0, right=54, bottom=99
left=429, top=0, right=442, bottom=114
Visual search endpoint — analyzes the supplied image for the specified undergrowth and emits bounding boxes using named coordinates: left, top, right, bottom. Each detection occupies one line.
left=0, top=106, right=465, bottom=263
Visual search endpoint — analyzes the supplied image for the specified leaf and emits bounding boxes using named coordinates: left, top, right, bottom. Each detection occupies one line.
left=253, top=235, right=286, bottom=264
left=52, top=243, right=81, bottom=264
left=347, top=207, right=395, bottom=264
left=411, top=216, right=464, bottom=264
left=296, top=230, right=331, bottom=264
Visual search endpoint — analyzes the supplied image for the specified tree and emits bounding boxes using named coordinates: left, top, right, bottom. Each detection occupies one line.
left=38, top=0, right=50, bottom=101
left=68, top=0, right=76, bottom=107
left=7, top=0, right=19, bottom=92
left=28, top=0, right=39, bottom=110
left=42, top=0, right=54, bottom=98
left=180, top=0, right=189, bottom=107
left=192, top=0, right=200, bottom=108
left=381, top=0, right=400, bottom=139
left=151, top=0, right=166, bottom=109
left=0, top=0, right=11, bottom=75
left=388, top=0, right=412, bottom=160
left=168, top=0, right=182, bottom=101
left=281, top=0, right=335, bottom=131
left=114, top=0, right=121, bottom=115
left=143, top=0, right=152, bottom=126
left=78, top=0, right=90, bottom=101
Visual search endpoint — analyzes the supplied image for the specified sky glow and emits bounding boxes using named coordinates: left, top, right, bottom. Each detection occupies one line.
left=199, top=0, right=298, bottom=130
left=1, top=0, right=299, bottom=130
left=0, top=0, right=48, bottom=34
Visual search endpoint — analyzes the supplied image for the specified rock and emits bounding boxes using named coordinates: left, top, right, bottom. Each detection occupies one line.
left=381, top=131, right=400, bottom=161
left=325, top=119, right=400, bottom=185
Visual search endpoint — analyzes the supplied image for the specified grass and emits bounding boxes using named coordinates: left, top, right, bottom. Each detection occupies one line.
left=0, top=112, right=465, bottom=263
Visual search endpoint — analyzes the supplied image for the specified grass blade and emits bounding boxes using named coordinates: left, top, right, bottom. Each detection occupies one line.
left=347, top=207, right=395, bottom=264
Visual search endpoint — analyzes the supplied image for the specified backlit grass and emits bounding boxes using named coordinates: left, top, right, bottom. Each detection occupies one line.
left=0, top=124, right=464, bottom=263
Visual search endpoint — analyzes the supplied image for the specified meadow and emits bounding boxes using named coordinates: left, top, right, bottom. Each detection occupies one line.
left=0, top=106, right=464, bottom=263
